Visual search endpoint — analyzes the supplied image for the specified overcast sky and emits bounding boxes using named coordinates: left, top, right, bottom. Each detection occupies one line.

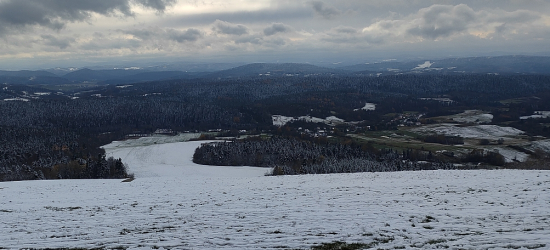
left=1, top=0, right=549, bottom=69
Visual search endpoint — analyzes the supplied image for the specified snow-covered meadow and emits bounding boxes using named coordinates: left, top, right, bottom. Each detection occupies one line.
left=412, top=124, right=524, bottom=140
left=1, top=137, right=550, bottom=249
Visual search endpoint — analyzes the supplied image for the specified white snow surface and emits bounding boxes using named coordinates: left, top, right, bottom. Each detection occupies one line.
left=1, top=138, right=550, bottom=249
left=3, top=97, right=29, bottom=102
left=413, top=61, right=433, bottom=70
left=272, top=115, right=344, bottom=127
left=116, top=85, right=133, bottom=89
left=487, top=147, right=529, bottom=163
left=354, top=102, right=376, bottom=111
left=452, top=110, right=493, bottom=124
left=528, top=139, right=550, bottom=152
left=412, top=124, right=524, bottom=139
left=520, top=111, right=550, bottom=120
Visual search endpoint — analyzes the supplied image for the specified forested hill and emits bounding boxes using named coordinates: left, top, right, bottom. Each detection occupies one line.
left=339, top=55, right=550, bottom=75
left=3, top=73, right=550, bottom=181
left=205, top=63, right=349, bottom=78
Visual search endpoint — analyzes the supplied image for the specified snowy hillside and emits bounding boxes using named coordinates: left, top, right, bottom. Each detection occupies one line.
left=1, top=137, right=549, bottom=249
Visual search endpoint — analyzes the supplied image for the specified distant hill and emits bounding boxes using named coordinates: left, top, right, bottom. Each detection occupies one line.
left=0, top=70, right=58, bottom=78
left=2, top=56, right=550, bottom=86
left=63, top=69, right=148, bottom=82
left=63, top=69, right=209, bottom=84
left=206, top=63, right=349, bottom=78
left=340, top=56, right=550, bottom=75
left=0, top=75, right=72, bottom=85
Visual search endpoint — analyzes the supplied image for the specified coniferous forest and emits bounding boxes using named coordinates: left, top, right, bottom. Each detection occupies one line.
left=3, top=69, right=550, bottom=181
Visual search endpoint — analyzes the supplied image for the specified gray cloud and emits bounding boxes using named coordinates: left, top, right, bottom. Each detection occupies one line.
left=322, top=26, right=383, bottom=45
left=486, top=9, right=540, bottom=24
left=40, top=34, right=75, bottom=49
left=120, top=27, right=203, bottom=44
left=310, top=1, right=341, bottom=19
left=212, top=20, right=249, bottom=36
left=332, top=26, right=358, bottom=34
left=122, top=28, right=157, bottom=41
left=235, top=35, right=262, bottom=45
left=161, top=7, right=312, bottom=28
left=167, top=28, right=203, bottom=43
left=263, top=23, right=291, bottom=36
left=406, top=4, right=476, bottom=40
left=135, top=0, right=176, bottom=13
left=361, top=3, right=544, bottom=42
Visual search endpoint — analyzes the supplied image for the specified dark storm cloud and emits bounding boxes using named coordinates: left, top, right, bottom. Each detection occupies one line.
left=0, top=0, right=175, bottom=33
left=310, top=1, right=341, bottom=19
left=263, top=23, right=291, bottom=36
left=212, top=20, right=249, bottom=36
left=0, top=1, right=66, bottom=31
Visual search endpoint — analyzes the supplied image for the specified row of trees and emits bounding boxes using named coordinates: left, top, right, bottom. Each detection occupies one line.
left=1, top=154, right=129, bottom=181
left=193, top=136, right=456, bottom=175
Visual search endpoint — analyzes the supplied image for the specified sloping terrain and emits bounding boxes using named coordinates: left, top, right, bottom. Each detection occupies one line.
left=0, top=137, right=549, bottom=249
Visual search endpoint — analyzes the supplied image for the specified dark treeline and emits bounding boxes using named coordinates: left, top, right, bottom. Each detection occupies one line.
left=192, top=136, right=455, bottom=175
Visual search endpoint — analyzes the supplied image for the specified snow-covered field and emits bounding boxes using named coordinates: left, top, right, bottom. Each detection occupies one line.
left=520, top=111, right=550, bottom=120
left=412, top=124, right=524, bottom=139
left=1, top=138, right=550, bottom=249
left=354, top=102, right=376, bottom=111
left=451, top=110, right=493, bottom=124
left=272, top=115, right=345, bottom=127
left=486, top=146, right=529, bottom=163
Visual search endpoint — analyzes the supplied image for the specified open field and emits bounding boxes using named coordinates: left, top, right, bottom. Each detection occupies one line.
left=1, top=138, right=549, bottom=249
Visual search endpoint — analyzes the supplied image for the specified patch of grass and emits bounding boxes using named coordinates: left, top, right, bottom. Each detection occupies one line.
left=426, top=239, right=447, bottom=244
left=44, top=206, right=82, bottom=211
left=421, top=215, right=437, bottom=223
left=526, top=244, right=547, bottom=249
left=374, top=236, right=395, bottom=244
left=23, top=248, right=105, bottom=250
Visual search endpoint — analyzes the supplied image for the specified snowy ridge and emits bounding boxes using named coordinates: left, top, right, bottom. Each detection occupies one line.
left=1, top=138, right=549, bottom=249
